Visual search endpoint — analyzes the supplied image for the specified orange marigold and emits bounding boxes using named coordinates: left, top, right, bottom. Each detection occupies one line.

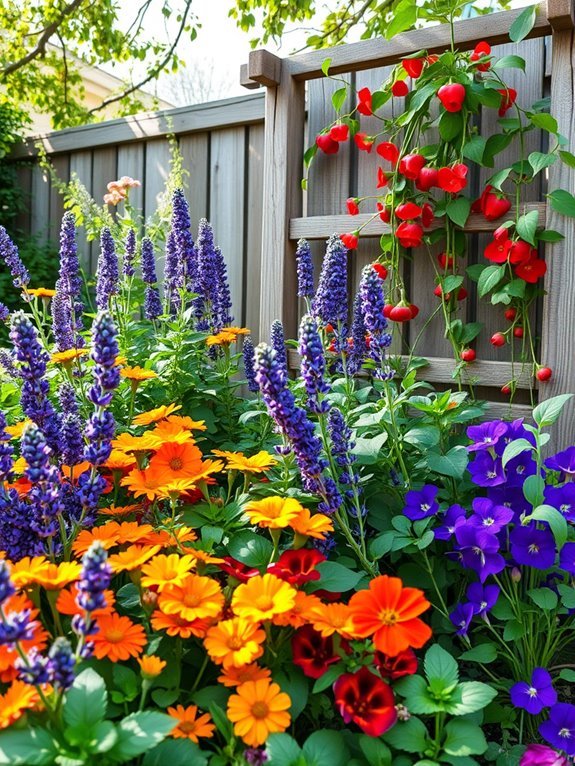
left=140, top=553, right=196, bottom=589
left=72, top=524, right=122, bottom=556
left=232, top=574, right=296, bottom=622
left=227, top=679, right=291, bottom=747
left=132, top=403, right=181, bottom=426
left=108, top=545, right=161, bottom=573
left=168, top=704, right=215, bottom=743
left=150, top=611, right=212, bottom=639
left=158, top=574, right=224, bottom=622
left=0, top=681, right=40, bottom=730
left=218, top=664, right=271, bottom=688
left=92, top=613, right=147, bottom=662
left=204, top=618, right=265, bottom=668
left=289, top=508, right=334, bottom=540
left=137, top=655, right=166, bottom=678
left=148, top=442, right=204, bottom=483
left=120, top=468, right=165, bottom=500
left=304, top=602, right=355, bottom=639
left=243, top=496, right=302, bottom=530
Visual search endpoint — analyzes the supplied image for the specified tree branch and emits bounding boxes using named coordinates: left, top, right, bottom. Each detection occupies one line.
left=88, top=0, right=194, bottom=114
left=1, top=0, right=87, bottom=78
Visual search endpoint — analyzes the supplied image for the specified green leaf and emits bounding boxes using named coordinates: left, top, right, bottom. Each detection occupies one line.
left=445, top=681, right=497, bottom=715
left=462, top=137, right=486, bottom=164
left=266, top=733, right=302, bottom=766
left=331, top=87, right=347, bottom=113
left=0, top=729, right=58, bottom=766
left=442, top=275, right=464, bottom=294
left=113, top=665, right=139, bottom=702
left=494, top=55, right=526, bottom=72
left=143, top=739, right=208, bottom=766
left=559, top=150, right=575, bottom=168
left=440, top=111, right=464, bottom=142
left=460, top=322, right=482, bottom=345
left=385, top=0, right=417, bottom=39
left=446, top=197, right=471, bottom=228
left=321, top=58, right=332, bottom=76
left=424, top=644, right=459, bottom=689
left=528, top=504, right=568, bottom=549
left=208, top=701, right=233, bottom=739
left=516, top=209, right=540, bottom=246
left=312, top=663, right=345, bottom=693
left=478, top=264, right=504, bottom=297
left=538, top=229, right=564, bottom=243
left=503, top=620, right=525, bottom=641
left=108, top=712, right=175, bottom=762
left=530, top=112, right=558, bottom=134
left=533, top=393, right=573, bottom=427
left=557, top=583, right=575, bottom=609
left=443, top=720, right=488, bottom=756
left=549, top=188, right=575, bottom=217
left=459, top=644, right=498, bottom=664
left=273, top=670, right=308, bottom=720
left=227, top=529, right=273, bottom=568
left=487, top=167, right=512, bottom=191
left=404, top=426, right=440, bottom=448
left=309, top=561, right=362, bottom=592
left=427, top=446, right=468, bottom=479
left=509, top=4, right=537, bottom=43
left=370, top=531, right=395, bottom=558
left=527, top=587, right=559, bottom=610
left=483, top=134, right=513, bottom=167
left=383, top=716, right=429, bottom=753
left=528, top=151, right=556, bottom=177
left=303, top=730, right=349, bottom=766
left=501, top=438, right=534, bottom=468
left=63, top=668, right=108, bottom=731
left=560, top=669, right=575, bottom=682
left=359, top=735, right=392, bottom=766
left=523, top=474, right=545, bottom=506
left=394, top=675, right=444, bottom=714
left=351, top=433, right=388, bottom=465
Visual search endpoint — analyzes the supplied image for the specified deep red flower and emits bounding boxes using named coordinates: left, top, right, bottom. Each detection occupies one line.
left=536, top=366, right=552, bottom=382
left=346, top=197, right=360, bottom=216
left=402, top=58, right=424, bottom=78
left=484, top=235, right=512, bottom=263
left=354, top=132, right=374, bottom=152
left=513, top=326, right=524, bottom=338
left=383, top=303, right=394, bottom=318
left=434, top=284, right=467, bottom=301
left=396, top=221, right=423, bottom=248
left=416, top=166, right=438, bottom=192
left=461, top=348, right=476, bottom=362
left=372, top=263, right=388, bottom=280
left=333, top=667, right=397, bottom=736
left=490, top=332, right=506, bottom=347
left=292, top=625, right=340, bottom=679
left=395, top=201, right=422, bottom=220
left=437, top=83, right=466, bottom=113
left=377, top=167, right=390, bottom=188
left=376, top=648, right=418, bottom=680
left=508, top=240, right=533, bottom=264
left=316, top=133, right=340, bottom=155
left=376, top=142, right=400, bottom=164
left=357, top=87, right=373, bottom=116
left=399, top=153, right=426, bottom=180
left=376, top=202, right=391, bottom=223
left=437, top=252, right=454, bottom=270
left=391, top=80, right=409, bottom=97
left=409, top=304, right=420, bottom=319
left=341, top=232, right=359, bottom=249
left=426, top=54, right=439, bottom=65
left=217, top=557, right=260, bottom=583
left=389, top=304, right=414, bottom=322
left=498, top=87, right=517, bottom=116
left=474, top=185, right=512, bottom=221
left=471, top=41, right=491, bottom=71
left=515, top=254, right=547, bottom=283
left=437, top=164, right=468, bottom=193
left=267, top=549, right=326, bottom=585
left=330, top=124, right=349, bottom=142
left=504, top=307, right=517, bottom=321
left=421, top=202, right=435, bottom=228
left=494, top=225, right=509, bottom=241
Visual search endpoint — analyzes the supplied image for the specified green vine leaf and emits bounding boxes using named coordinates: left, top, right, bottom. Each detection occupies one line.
left=478, top=265, right=505, bottom=297
left=516, top=209, right=540, bottom=245
left=548, top=189, right=575, bottom=217
left=446, top=197, right=471, bottom=228
left=321, top=58, right=332, bottom=76
left=494, top=55, right=526, bottom=72
left=509, top=4, right=537, bottom=43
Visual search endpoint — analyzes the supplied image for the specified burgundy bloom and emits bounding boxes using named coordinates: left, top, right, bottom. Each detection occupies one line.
left=217, top=557, right=260, bottom=583
left=292, top=625, right=340, bottom=679
left=333, top=667, right=397, bottom=736
left=267, top=549, right=326, bottom=585
left=376, top=648, right=418, bottom=680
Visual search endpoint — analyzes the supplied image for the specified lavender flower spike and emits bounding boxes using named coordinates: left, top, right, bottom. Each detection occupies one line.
left=194, top=218, right=218, bottom=330
left=359, top=264, right=393, bottom=380
left=312, top=234, right=348, bottom=347
left=171, top=189, right=197, bottom=291
left=58, top=383, right=84, bottom=467
left=123, top=228, right=136, bottom=277
left=212, top=246, right=233, bottom=330
left=95, top=227, right=119, bottom=310
left=243, top=336, right=259, bottom=393
left=0, top=226, right=30, bottom=288
left=55, top=212, right=84, bottom=342
left=22, top=423, right=65, bottom=541
left=73, top=540, right=111, bottom=650
left=299, top=314, right=330, bottom=413
left=270, top=320, right=288, bottom=376
left=296, top=238, right=314, bottom=299
left=141, top=238, right=162, bottom=320
left=163, top=230, right=183, bottom=314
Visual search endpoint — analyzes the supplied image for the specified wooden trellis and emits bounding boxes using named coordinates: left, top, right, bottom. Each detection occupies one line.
left=242, top=0, right=575, bottom=446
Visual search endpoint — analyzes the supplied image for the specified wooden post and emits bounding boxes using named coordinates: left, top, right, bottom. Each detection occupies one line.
left=253, top=55, right=305, bottom=342
left=540, top=8, right=575, bottom=448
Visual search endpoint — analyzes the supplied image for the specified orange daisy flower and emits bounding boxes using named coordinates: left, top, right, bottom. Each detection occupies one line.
left=72, top=523, right=122, bottom=556
left=232, top=574, right=296, bottom=622
left=137, top=655, right=166, bottom=678
left=120, top=468, right=164, bottom=501
left=227, top=679, right=291, bottom=747
left=51, top=348, right=88, bottom=365
left=218, top=664, right=271, bottom=688
left=132, top=403, right=181, bottom=426
left=348, top=574, right=432, bottom=657
left=4, top=420, right=32, bottom=439
left=204, top=618, right=265, bottom=668
left=289, top=508, right=334, bottom=540
left=158, top=574, right=224, bottom=622
left=168, top=705, right=215, bottom=743
left=272, top=591, right=322, bottom=629
left=155, top=479, right=199, bottom=500
left=56, top=584, right=115, bottom=618
left=304, top=602, right=355, bottom=639
left=108, top=544, right=161, bottom=573
left=186, top=548, right=225, bottom=565
left=151, top=421, right=196, bottom=445
left=99, top=503, right=142, bottom=517
left=9, top=556, right=50, bottom=588
left=92, top=612, right=147, bottom=662
left=213, top=450, right=278, bottom=474
left=112, top=432, right=163, bottom=454
left=0, top=681, right=40, bottom=730
left=27, top=287, right=56, bottom=299
left=32, top=561, right=82, bottom=591
left=243, top=496, right=302, bottom=530
left=165, top=415, right=206, bottom=431
left=150, top=611, right=212, bottom=639
left=120, top=366, right=158, bottom=382
left=206, top=331, right=239, bottom=346
left=148, top=442, right=204, bottom=483
left=115, top=521, right=155, bottom=545
left=102, top=450, right=136, bottom=471
left=141, top=525, right=197, bottom=548
left=140, top=553, right=196, bottom=589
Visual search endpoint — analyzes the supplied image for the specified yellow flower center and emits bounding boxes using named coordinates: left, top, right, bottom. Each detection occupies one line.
left=104, top=629, right=125, bottom=643
left=378, top=609, right=399, bottom=626
left=251, top=701, right=269, bottom=719
left=255, top=595, right=274, bottom=611
left=170, top=457, right=184, bottom=470
left=179, top=721, right=198, bottom=734
left=183, top=592, right=202, bottom=607
left=228, top=636, right=244, bottom=650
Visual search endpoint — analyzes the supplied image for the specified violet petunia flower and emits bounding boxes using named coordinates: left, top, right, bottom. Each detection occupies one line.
left=539, top=703, right=575, bottom=756
left=505, top=453, right=538, bottom=488
left=494, top=418, right=536, bottom=456
left=546, top=447, right=575, bottom=477
left=544, top=484, right=575, bottom=523
left=434, top=504, right=466, bottom=540
left=510, top=523, right=556, bottom=571
left=468, top=451, right=505, bottom=487
left=520, top=744, right=569, bottom=766
left=488, top=485, right=531, bottom=518
left=450, top=603, right=475, bottom=635
left=468, top=497, right=514, bottom=534
left=511, top=668, right=557, bottom=715
left=466, top=582, right=500, bottom=617
left=559, top=542, right=575, bottom=576
left=453, top=525, right=505, bottom=582
left=404, top=485, right=439, bottom=521
left=466, top=421, right=508, bottom=452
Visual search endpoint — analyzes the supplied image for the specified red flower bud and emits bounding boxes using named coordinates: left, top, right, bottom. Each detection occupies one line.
left=490, top=332, right=506, bottom=347
left=399, top=153, right=426, bottom=180
left=389, top=304, right=413, bottom=322
left=481, top=188, right=512, bottom=221
left=372, top=263, right=388, bottom=280
left=461, top=348, right=476, bottom=362
left=437, top=252, right=454, bottom=270
left=471, top=41, right=491, bottom=71
left=391, top=80, right=409, bottom=97
left=376, top=142, right=400, bottom=164
left=504, top=307, right=517, bottom=322
left=357, top=87, right=373, bottom=116
left=437, top=164, right=468, bottom=193
left=330, top=123, right=349, bottom=142
left=396, top=221, right=424, bottom=248
left=354, top=132, right=375, bottom=152
left=437, top=83, right=466, bottom=113
left=346, top=197, right=360, bottom=216
left=376, top=202, right=391, bottom=223
left=513, top=326, right=524, bottom=338
left=383, top=303, right=394, bottom=318
left=402, top=58, right=424, bottom=78
left=377, top=167, right=390, bottom=188
left=421, top=202, right=435, bottom=228
left=395, top=201, right=422, bottom=220
left=501, top=384, right=512, bottom=395
left=415, top=166, right=438, bottom=192
left=316, top=133, right=339, bottom=154
left=497, top=87, right=517, bottom=116
left=341, top=232, right=359, bottom=249
left=536, top=366, right=552, bottom=382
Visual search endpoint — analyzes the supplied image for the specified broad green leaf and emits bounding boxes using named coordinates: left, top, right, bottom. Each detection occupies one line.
left=143, top=739, right=208, bottom=766
left=548, top=189, right=575, bottom=217
left=494, top=55, right=526, bottom=72
left=108, top=712, right=175, bottom=762
left=509, top=4, right=537, bottom=43
left=528, top=504, right=568, bottom=549
left=503, top=620, right=525, bottom=641
left=487, top=167, right=512, bottom=191
left=538, top=229, right=564, bottom=242
left=462, top=137, right=486, bottom=164
left=303, top=730, right=349, bottom=766
left=522, top=474, right=545, bottom=507
left=557, top=583, right=575, bottom=609
left=331, top=87, right=347, bottom=113
left=273, top=669, right=308, bottom=720
left=404, top=426, right=440, bottom=448
left=445, top=681, right=497, bottom=715
left=266, top=733, right=302, bottom=766
left=533, top=393, right=573, bottom=427
left=309, top=561, right=362, bottom=592
left=483, top=133, right=513, bottom=167
left=501, top=438, right=534, bottom=468
left=530, top=112, right=558, bottom=134
left=427, top=446, right=468, bottom=479
left=442, top=275, right=464, bottom=294
left=446, top=197, right=471, bottom=228
left=227, top=529, right=273, bottom=567
left=208, top=702, right=233, bottom=739
left=312, top=663, right=345, bottom=693
left=440, top=111, right=464, bottom=142
left=359, top=735, right=392, bottom=766
left=443, top=720, right=488, bottom=756
left=559, top=149, right=575, bottom=168
left=63, top=668, right=107, bottom=731
left=528, top=151, right=556, bottom=177
left=385, top=0, right=417, bottom=39
left=0, top=729, right=58, bottom=766
left=516, top=209, right=540, bottom=246
left=424, top=644, right=459, bottom=689
left=394, top=675, right=444, bottom=714
left=321, top=58, right=332, bottom=76
left=560, top=669, right=575, bottom=682
left=459, top=644, right=497, bottom=664
left=478, top=264, right=504, bottom=297
left=460, top=322, right=483, bottom=345
left=527, top=587, right=558, bottom=610
left=383, top=715, right=429, bottom=752
left=370, top=532, right=395, bottom=558
left=351, top=433, right=388, bottom=465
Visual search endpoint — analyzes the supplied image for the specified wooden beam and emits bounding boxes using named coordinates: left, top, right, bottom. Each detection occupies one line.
left=540, top=24, right=575, bottom=449
left=248, top=50, right=282, bottom=87
left=240, top=63, right=261, bottom=90
left=287, top=349, right=535, bottom=389
left=283, top=4, right=550, bottom=80
left=547, top=0, right=575, bottom=30
left=10, top=94, right=265, bottom=158
left=289, top=203, right=547, bottom=239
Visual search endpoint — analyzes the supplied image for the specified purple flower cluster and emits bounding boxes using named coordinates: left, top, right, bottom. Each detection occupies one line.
left=141, top=237, right=163, bottom=320
left=359, top=264, right=393, bottom=380
left=347, top=291, right=367, bottom=376
left=193, top=219, right=233, bottom=332
left=0, top=226, right=29, bottom=288
left=73, top=540, right=111, bottom=649
left=58, top=383, right=84, bottom=467
left=164, top=230, right=183, bottom=314
left=52, top=213, right=84, bottom=351
left=296, top=238, right=314, bottom=299
left=211, top=246, right=233, bottom=330
left=171, top=189, right=197, bottom=292
left=312, top=235, right=348, bottom=348
left=22, top=423, right=65, bottom=541
left=0, top=303, right=8, bottom=322
left=123, top=228, right=136, bottom=278
left=0, top=412, right=13, bottom=483
left=96, top=228, right=119, bottom=310
left=270, top=320, right=288, bottom=377
left=299, top=315, right=330, bottom=414
left=328, top=407, right=365, bottom=515
left=243, top=336, right=259, bottom=393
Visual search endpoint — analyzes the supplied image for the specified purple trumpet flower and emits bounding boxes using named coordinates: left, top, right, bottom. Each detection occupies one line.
left=468, top=497, right=513, bottom=534
left=449, top=603, right=475, bottom=636
left=520, top=744, right=569, bottom=766
left=510, top=523, right=556, bottom=571
left=511, top=668, right=557, bottom=715
left=559, top=542, right=575, bottom=575
left=539, top=703, right=575, bottom=755
left=452, top=524, right=505, bottom=582
left=544, top=484, right=575, bottom=523
left=466, top=420, right=509, bottom=452
left=546, top=447, right=575, bottom=477
left=404, top=485, right=439, bottom=521
left=466, top=582, right=500, bottom=617
left=434, top=504, right=466, bottom=541
left=468, top=451, right=505, bottom=487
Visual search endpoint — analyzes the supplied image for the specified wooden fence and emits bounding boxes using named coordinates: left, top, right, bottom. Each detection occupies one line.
left=243, top=0, right=575, bottom=444
left=10, top=94, right=266, bottom=336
